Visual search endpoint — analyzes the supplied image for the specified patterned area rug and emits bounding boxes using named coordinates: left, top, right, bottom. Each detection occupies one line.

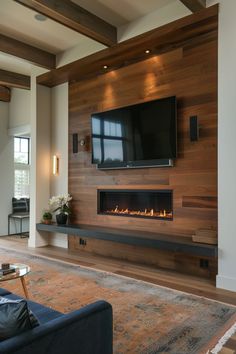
left=0, top=247, right=236, bottom=354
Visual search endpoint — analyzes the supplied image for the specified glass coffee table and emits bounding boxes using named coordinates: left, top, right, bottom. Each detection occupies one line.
left=0, top=263, right=30, bottom=299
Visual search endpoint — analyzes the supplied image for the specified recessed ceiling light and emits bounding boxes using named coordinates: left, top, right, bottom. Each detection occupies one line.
left=103, top=65, right=108, bottom=69
left=145, top=50, right=151, bottom=54
left=34, top=13, right=47, bottom=21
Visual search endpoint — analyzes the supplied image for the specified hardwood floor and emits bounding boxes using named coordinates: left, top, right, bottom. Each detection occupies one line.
left=220, top=334, right=236, bottom=354
left=0, top=235, right=235, bottom=353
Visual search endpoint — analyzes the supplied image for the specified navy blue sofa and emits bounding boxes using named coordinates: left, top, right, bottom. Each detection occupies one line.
left=0, top=288, right=113, bottom=354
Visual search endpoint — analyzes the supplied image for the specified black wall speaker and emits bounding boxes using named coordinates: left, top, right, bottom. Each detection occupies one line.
left=72, top=133, right=78, bottom=153
left=189, top=116, right=199, bottom=141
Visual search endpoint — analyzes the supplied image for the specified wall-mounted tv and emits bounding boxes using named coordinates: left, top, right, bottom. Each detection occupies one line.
left=91, top=96, right=177, bottom=169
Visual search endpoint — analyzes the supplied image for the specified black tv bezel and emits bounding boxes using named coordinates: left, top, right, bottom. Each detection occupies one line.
left=91, top=96, right=177, bottom=169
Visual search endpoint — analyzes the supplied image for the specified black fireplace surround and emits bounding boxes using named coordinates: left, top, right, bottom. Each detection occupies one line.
left=97, top=189, right=173, bottom=220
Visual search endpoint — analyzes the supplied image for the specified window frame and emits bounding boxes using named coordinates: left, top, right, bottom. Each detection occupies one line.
left=14, top=136, right=30, bottom=165
left=14, top=136, right=30, bottom=199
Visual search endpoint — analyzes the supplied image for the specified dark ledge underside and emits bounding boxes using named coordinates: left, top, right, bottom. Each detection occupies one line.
left=36, top=223, right=217, bottom=258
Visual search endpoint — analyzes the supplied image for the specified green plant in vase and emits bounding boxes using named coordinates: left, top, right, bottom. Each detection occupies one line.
left=42, top=210, right=53, bottom=225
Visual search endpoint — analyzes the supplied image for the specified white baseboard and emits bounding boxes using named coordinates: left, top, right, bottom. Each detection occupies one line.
left=216, top=274, right=236, bottom=292
left=28, top=231, right=49, bottom=247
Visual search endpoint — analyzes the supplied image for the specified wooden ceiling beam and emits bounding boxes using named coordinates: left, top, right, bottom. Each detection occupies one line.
left=37, top=4, right=218, bottom=88
left=0, top=34, right=56, bottom=69
left=0, top=69, right=31, bottom=90
left=14, top=0, right=117, bottom=47
left=0, top=86, right=11, bottom=102
left=179, top=0, right=206, bottom=13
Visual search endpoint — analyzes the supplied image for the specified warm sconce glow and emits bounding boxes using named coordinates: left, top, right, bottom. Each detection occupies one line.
left=52, top=155, right=59, bottom=175
left=103, top=65, right=108, bottom=69
left=145, top=49, right=151, bottom=54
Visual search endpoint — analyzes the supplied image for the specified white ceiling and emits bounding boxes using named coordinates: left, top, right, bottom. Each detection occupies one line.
left=72, top=0, right=175, bottom=27
left=0, top=0, right=87, bottom=53
left=0, top=0, right=177, bottom=75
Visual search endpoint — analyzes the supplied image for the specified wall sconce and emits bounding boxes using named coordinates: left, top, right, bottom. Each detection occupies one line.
left=52, top=155, right=59, bottom=175
left=72, top=133, right=90, bottom=153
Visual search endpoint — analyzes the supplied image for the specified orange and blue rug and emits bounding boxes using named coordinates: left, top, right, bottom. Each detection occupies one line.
left=0, top=247, right=236, bottom=354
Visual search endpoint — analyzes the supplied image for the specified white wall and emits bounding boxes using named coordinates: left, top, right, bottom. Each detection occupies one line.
left=7, top=88, right=31, bottom=235
left=8, top=88, right=31, bottom=129
left=49, top=83, right=69, bottom=248
left=30, top=81, right=68, bottom=249
left=0, top=102, right=14, bottom=236
left=206, top=0, right=236, bottom=292
left=0, top=88, right=31, bottom=237
left=8, top=88, right=31, bottom=136
left=29, top=68, right=51, bottom=247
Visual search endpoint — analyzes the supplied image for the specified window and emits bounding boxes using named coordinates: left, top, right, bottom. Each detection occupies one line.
left=14, top=137, right=30, bottom=198
left=92, top=117, right=125, bottom=163
left=14, top=137, right=29, bottom=164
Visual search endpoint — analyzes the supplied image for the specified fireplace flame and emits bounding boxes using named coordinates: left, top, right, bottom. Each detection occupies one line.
left=106, top=206, right=172, bottom=219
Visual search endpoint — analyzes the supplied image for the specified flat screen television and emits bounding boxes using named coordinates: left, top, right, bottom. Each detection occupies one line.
left=91, top=96, right=177, bottom=169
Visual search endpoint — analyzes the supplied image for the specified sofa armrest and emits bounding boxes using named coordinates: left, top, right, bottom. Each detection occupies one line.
left=0, top=300, right=113, bottom=354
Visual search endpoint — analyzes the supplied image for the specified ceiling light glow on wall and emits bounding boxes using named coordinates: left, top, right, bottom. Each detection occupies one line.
left=52, top=155, right=59, bottom=175
left=103, top=65, right=108, bottom=69
left=145, top=50, right=151, bottom=54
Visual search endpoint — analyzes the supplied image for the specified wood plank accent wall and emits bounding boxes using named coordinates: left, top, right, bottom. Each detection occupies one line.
left=68, top=29, right=218, bottom=273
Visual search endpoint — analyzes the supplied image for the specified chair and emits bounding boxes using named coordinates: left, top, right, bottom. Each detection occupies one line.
left=8, top=198, right=30, bottom=237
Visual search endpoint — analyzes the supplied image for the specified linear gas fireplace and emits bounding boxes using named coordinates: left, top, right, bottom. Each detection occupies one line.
left=98, top=189, right=173, bottom=220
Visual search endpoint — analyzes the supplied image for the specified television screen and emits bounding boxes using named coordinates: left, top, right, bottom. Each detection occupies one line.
left=91, top=96, right=177, bottom=169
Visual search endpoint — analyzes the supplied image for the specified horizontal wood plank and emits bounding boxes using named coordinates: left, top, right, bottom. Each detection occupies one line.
left=180, top=0, right=206, bottom=13
left=0, top=69, right=30, bottom=90
left=182, top=196, right=217, bottom=209
left=15, top=0, right=117, bottom=47
left=0, top=34, right=56, bottom=69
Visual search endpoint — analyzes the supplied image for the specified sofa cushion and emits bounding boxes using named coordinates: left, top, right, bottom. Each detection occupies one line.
left=0, top=297, right=39, bottom=328
left=4, top=293, right=63, bottom=324
left=0, top=298, right=39, bottom=341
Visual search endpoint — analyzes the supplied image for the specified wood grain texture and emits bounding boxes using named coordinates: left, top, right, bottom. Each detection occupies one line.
left=68, top=235, right=217, bottom=278
left=0, top=34, right=55, bottom=69
left=0, top=69, right=30, bottom=90
left=69, top=40, right=217, bottom=235
left=0, top=86, right=10, bottom=102
left=15, top=0, right=117, bottom=46
left=37, top=4, right=218, bottom=87
left=68, top=16, right=218, bottom=273
left=182, top=196, right=217, bottom=208
left=180, top=0, right=206, bottom=13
